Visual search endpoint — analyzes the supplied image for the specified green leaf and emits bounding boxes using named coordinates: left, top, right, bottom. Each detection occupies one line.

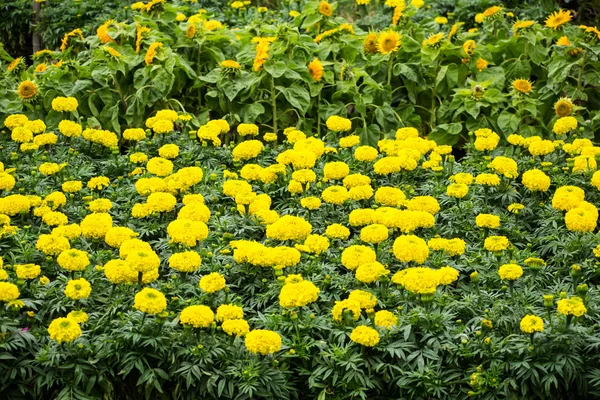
left=276, top=84, right=311, bottom=114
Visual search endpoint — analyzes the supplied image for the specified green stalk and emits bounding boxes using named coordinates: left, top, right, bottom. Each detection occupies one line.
left=271, top=75, right=278, bottom=134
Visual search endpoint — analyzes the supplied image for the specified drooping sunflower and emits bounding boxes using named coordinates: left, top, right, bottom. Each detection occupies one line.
left=377, top=30, right=402, bottom=55
left=545, top=9, right=572, bottom=30
left=554, top=97, right=573, bottom=117
left=482, top=6, right=502, bottom=19
left=318, top=1, right=333, bottom=17
left=422, top=33, right=445, bottom=48
left=307, top=58, right=324, bottom=82
left=7, top=57, right=22, bottom=72
left=221, top=60, right=242, bottom=70
left=17, top=81, right=38, bottom=100
left=556, top=35, right=571, bottom=46
left=363, top=33, right=379, bottom=54
left=580, top=25, right=600, bottom=41
left=512, top=79, right=532, bottom=94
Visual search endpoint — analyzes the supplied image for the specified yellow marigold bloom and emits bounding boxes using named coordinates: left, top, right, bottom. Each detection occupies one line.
left=168, top=251, right=201, bottom=273
left=216, top=304, right=244, bottom=322
left=245, top=329, right=282, bottom=354
left=393, top=235, right=429, bottom=264
left=355, top=261, right=389, bottom=283
left=222, top=319, right=250, bottom=336
left=67, top=310, right=88, bottom=324
left=134, top=288, right=167, bottom=314
left=51, top=96, right=78, bottom=112
left=360, top=224, right=389, bottom=244
left=318, top=1, right=333, bottom=16
left=498, top=263, right=523, bottom=281
left=326, top=116, right=352, bottom=132
left=434, top=16, right=448, bottom=24
left=363, top=33, right=379, bottom=54
left=126, top=249, right=160, bottom=273
left=64, top=278, right=92, bottom=300
left=105, top=227, right=138, bottom=248
left=307, top=58, right=324, bottom=82
left=300, top=196, right=321, bottom=210
left=557, top=296, right=586, bottom=316
left=48, top=317, right=81, bottom=343
left=522, top=169, right=551, bottom=192
left=474, top=128, right=500, bottom=151
left=321, top=185, right=349, bottom=205
left=81, top=213, right=112, bottom=239
left=545, top=9, right=572, bottom=30
left=508, top=203, right=525, bottom=214
left=377, top=30, right=401, bottom=54
left=520, top=315, right=544, bottom=333
left=350, top=325, right=380, bottom=347
left=58, top=120, right=83, bottom=138
left=374, top=310, right=398, bottom=329
left=168, top=219, right=209, bottom=246
left=11, top=126, right=33, bottom=143
left=406, top=196, right=440, bottom=215
left=146, top=157, right=173, bottom=177
left=15, top=264, right=41, bottom=280
left=354, top=146, right=378, bottom=162
left=565, top=206, right=597, bottom=232
left=427, top=238, right=466, bottom=256
left=87, top=176, right=110, bottom=190
left=180, top=305, right=214, bottom=328
left=266, top=215, right=312, bottom=241
left=339, top=135, right=360, bottom=148
left=325, top=223, right=350, bottom=240
left=375, top=186, right=406, bottom=206
left=475, top=173, right=500, bottom=186
left=476, top=213, right=500, bottom=229
left=17, top=81, right=38, bottom=100
left=279, top=279, right=320, bottom=308
left=238, top=123, right=259, bottom=137
left=37, top=234, right=70, bottom=256
left=484, top=235, right=510, bottom=252
left=553, top=116, right=577, bottom=135
left=447, top=183, right=468, bottom=198
left=199, top=272, right=226, bottom=293
left=0, top=282, right=19, bottom=302
left=145, top=42, right=163, bottom=65
left=4, top=114, right=29, bottom=130
left=552, top=186, right=585, bottom=211
left=232, top=140, right=264, bottom=161
left=488, top=156, right=518, bottom=178
left=392, top=267, right=439, bottom=294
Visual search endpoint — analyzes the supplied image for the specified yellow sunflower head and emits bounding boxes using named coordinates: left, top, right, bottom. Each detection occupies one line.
left=512, top=79, right=532, bottom=94
left=307, top=58, right=324, bottom=82
left=422, top=33, right=445, bottom=48
left=17, top=81, right=38, bottom=100
left=318, top=1, right=333, bottom=17
left=554, top=97, right=573, bottom=117
left=221, top=60, right=241, bottom=70
left=556, top=35, right=571, bottom=47
left=545, top=9, right=572, bottom=30
left=7, top=57, right=22, bottom=72
left=364, top=33, right=379, bottom=54
left=482, top=6, right=502, bottom=19
left=377, top=30, right=402, bottom=55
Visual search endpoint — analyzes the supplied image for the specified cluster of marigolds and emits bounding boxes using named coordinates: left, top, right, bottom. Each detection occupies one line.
left=0, top=78, right=597, bottom=357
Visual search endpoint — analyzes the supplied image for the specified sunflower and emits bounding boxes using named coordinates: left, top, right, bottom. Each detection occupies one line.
left=221, top=60, right=241, bottom=69
left=17, top=81, right=38, bottom=100
left=580, top=25, right=600, bottom=41
left=363, top=33, right=379, bottom=54
left=476, top=57, right=488, bottom=72
left=7, top=57, right=22, bottom=72
left=463, top=40, right=476, bottom=56
left=545, top=9, right=572, bottom=30
left=512, top=79, right=532, bottom=94
left=556, top=35, right=571, bottom=46
left=318, top=1, right=333, bottom=17
left=307, top=58, right=324, bottom=82
left=482, top=6, right=502, bottom=19
left=377, top=30, right=402, bottom=55
left=35, top=64, right=47, bottom=73
left=513, top=20, right=535, bottom=34
left=554, top=97, right=573, bottom=117
left=422, top=33, right=445, bottom=48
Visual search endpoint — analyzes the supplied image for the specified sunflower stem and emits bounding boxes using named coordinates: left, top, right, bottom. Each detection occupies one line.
left=386, top=53, right=395, bottom=86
